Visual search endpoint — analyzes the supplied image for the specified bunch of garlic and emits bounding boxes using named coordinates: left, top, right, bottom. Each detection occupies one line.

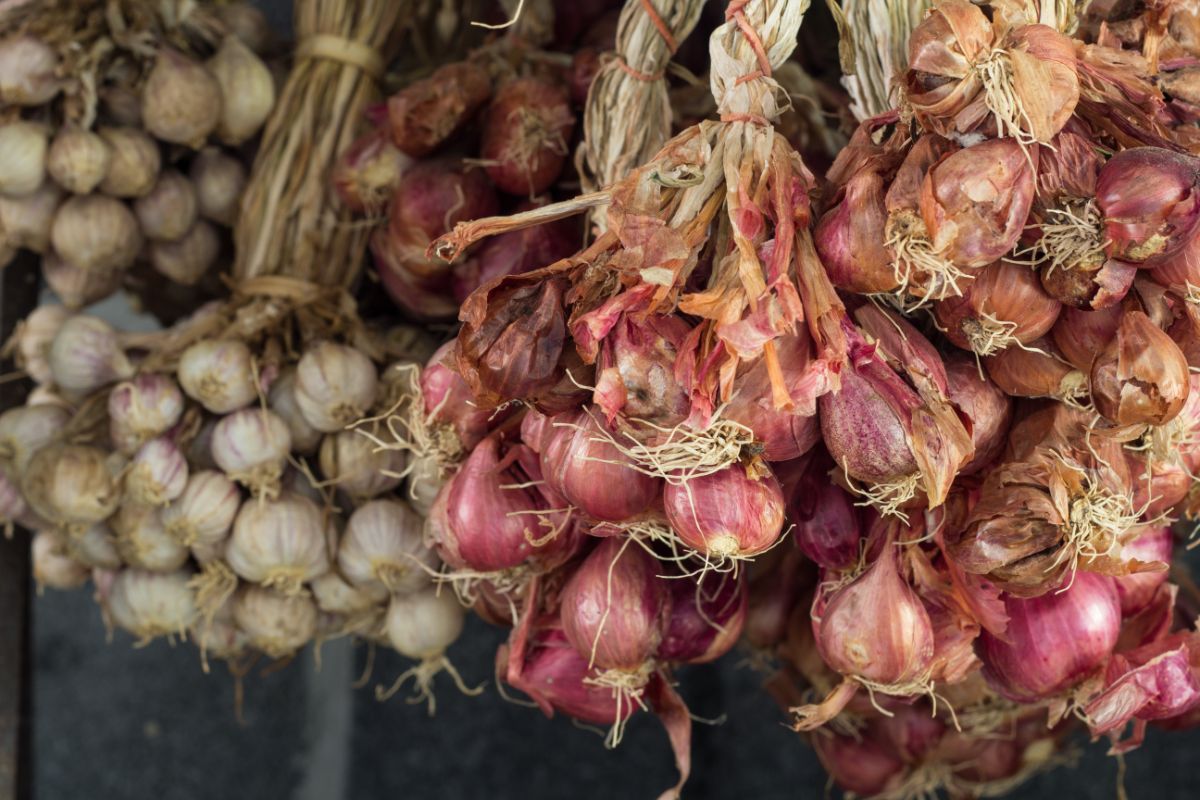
left=0, top=2, right=274, bottom=309
left=12, top=306, right=450, bottom=674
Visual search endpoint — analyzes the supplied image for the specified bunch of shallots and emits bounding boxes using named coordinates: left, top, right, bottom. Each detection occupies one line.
left=0, top=1, right=276, bottom=310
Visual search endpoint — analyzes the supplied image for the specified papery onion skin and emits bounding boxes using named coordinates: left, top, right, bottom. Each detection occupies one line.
left=934, top=261, right=1060, bottom=354
left=560, top=536, right=668, bottom=672
left=984, top=337, right=1087, bottom=401
left=420, top=341, right=492, bottom=454
left=943, top=354, right=1013, bottom=475
left=978, top=571, right=1121, bottom=703
left=503, top=622, right=629, bottom=725
left=722, top=332, right=822, bottom=461
left=814, top=159, right=899, bottom=295
left=1051, top=305, right=1122, bottom=372
left=1114, top=526, right=1173, bottom=616
left=788, top=452, right=861, bottom=571
left=662, top=464, right=786, bottom=559
left=386, top=61, right=491, bottom=158
left=656, top=571, right=747, bottom=665
left=1090, top=310, right=1190, bottom=426
left=1096, top=147, right=1200, bottom=265
left=481, top=77, right=575, bottom=196
left=813, top=727, right=905, bottom=797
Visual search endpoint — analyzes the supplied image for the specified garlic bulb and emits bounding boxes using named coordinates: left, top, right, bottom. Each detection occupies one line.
left=134, top=170, right=197, bottom=241
left=339, top=499, right=436, bottom=595
left=0, top=180, right=62, bottom=253
left=190, top=147, right=245, bottom=226
left=98, top=127, right=161, bottom=198
left=0, top=121, right=48, bottom=196
left=142, top=48, right=222, bottom=148
left=211, top=408, right=291, bottom=496
left=51, top=194, right=142, bottom=273
left=0, top=35, right=61, bottom=105
left=125, top=437, right=188, bottom=507
left=216, top=4, right=272, bottom=54
left=42, top=253, right=123, bottom=309
left=190, top=596, right=248, bottom=664
left=48, top=315, right=133, bottom=392
left=21, top=443, right=122, bottom=528
left=100, top=86, right=142, bottom=127
left=161, top=469, right=241, bottom=547
left=0, top=468, right=40, bottom=532
left=226, top=492, right=329, bottom=591
left=177, top=339, right=256, bottom=413
left=384, top=588, right=464, bottom=660
left=268, top=368, right=322, bottom=454
left=46, top=128, right=112, bottom=194
left=107, top=568, right=197, bottom=641
left=112, top=505, right=189, bottom=572
left=107, top=373, right=185, bottom=455
left=65, top=523, right=122, bottom=570
left=185, top=418, right=219, bottom=471
left=406, top=454, right=444, bottom=517
left=24, top=385, right=71, bottom=409
left=295, top=342, right=379, bottom=433
left=0, top=403, right=70, bottom=475
left=318, top=430, right=405, bottom=500
left=310, top=571, right=388, bottom=616
left=233, top=584, right=317, bottom=658
left=148, top=220, right=219, bottom=285
left=207, top=35, right=275, bottom=146
left=32, top=529, right=90, bottom=590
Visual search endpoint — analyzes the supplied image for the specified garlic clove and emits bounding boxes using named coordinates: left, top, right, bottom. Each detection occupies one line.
left=211, top=408, right=292, bottom=497
left=112, top=504, right=190, bottom=572
left=161, top=469, right=241, bottom=548
left=65, top=523, right=123, bottom=570
left=233, top=584, right=317, bottom=659
left=124, top=437, right=189, bottom=507
left=216, top=3, right=273, bottom=54
left=226, top=491, right=328, bottom=590
left=267, top=368, right=322, bottom=454
left=339, top=498, right=436, bottom=595
left=106, top=568, right=198, bottom=641
left=0, top=403, right=71, bottom=477
left=317, top=430, right=405, bottom=502
left=21, top=443, right=123, bottom=528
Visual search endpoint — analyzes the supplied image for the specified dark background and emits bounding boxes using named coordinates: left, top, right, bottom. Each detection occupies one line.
left=25, top=1, right=1200, bottom=798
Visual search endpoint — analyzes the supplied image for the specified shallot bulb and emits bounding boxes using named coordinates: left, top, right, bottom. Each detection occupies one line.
left=788, top=453, right=862, bottom=571
left=112, top=505, right=189, bottom=572
left=657, top=571, right=747, bottom=665
left=233, top=584, right=317, bottom=658
left=587, top=313, right=690, bottom=429
left=226, top=492, right=330, bottom=591
left=338, top=499, right=436, bottom=595
left=21, top=444, right=121, bottom=528
left=48, top=315, right=132, bottom=393
left=984, top=336, right=1088, bottom=403
left=177, top=339, right=257, bottom=413
left=32, top=530, right=89, bottom=590
left=107, top=373, right=185, bottom=455
left=1051, top=305, right=1122, bottom=372
left=539, top=409, right=661, bottom=521
left=813, top=729, right=904, bottom=798
left=211, top=408, right=292, bottom=496
left=934, top=261, right=1060, bottom=355
left=481, top=77, right=575, bottom=196
left=560, top=537, right=668, bottom=673
left=721, top=332, right=823, bottom=461
left=662, top=464, right=786, bottom=561
left=978, top=571, right=1120, bottom=702
left=1113, top=526, right=1173, bottom=616
left=1096, top=148, right=1200, bottom=265
left=419, top=341, right=492, bottom=455
left=942, top=353, right=1013, bottom=475
left=124, top=437, right=188, bottom=507
left=0, top=403, right=70, bottom=476
left=1090, top=311, right=1190, bottom=426
left=161, top=470, right=240, bottom=547
left=386, top=61, right=491, bottom=157
left=331, top=129, right=410, bottom=214
left=294, top=342, right=379, bottom=433
left=317, top=431, right=404, bottom=501
left=108, top=568, right=198, bottom=641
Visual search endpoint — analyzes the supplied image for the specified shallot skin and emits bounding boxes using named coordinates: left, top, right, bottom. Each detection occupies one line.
left=662, top=465, right=786, bottom=559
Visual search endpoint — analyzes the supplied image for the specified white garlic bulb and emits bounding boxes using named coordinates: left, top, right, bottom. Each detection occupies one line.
left=0, top=35, right=61, bottom=105
left=21, top=443, right=122, bottom=528
left=148, top=219, right=219, bottom=285
left=32, top=529, right=90, bottom=590
left=207, top=35, right=275, bottom=146
left=216, top=4, right=272, bottom=54
left=0, top=403, right=70, bottom=476
left=112, top=505, right=190, bottom=572
left=0, top=468, right=41, bottom=532
left=134, top=169, right=197, bottom=241
left=42, top=253, right=123, bottom=310
left=294, top=342, right=379, bottom=433
left=107, top=568, right=198, bottom=641
left=190, top=595, right=248, bottom=665
left=0, top=121, right=48, bottom=196
left=46, top=128, right=112, bottom=194
left=65, top=523, right=122, bottom=570
left=310, top=571, right=388, bottom=616
left=339, top=499, right=436, bottom=595
left=267, top=368, right=321, bottom=454
left=124, top=437, right=189, bottom=507
left=190, top=147, right=245, bottom=226
left=48, top=315, right=133, bottom=393
left=384, top=588, right=464, bottom=660
left=161, top=470, right=241, bottom=548
left=226, top=492, right=329, bottom=591
left=233, top=584, right=317, bottom=659
left=0, top=180, right=62, bottom=253
left=142, top=48, right=222, bottom=148
left=98, top=127, right=161, bottom=198
left=318, top=430, right=405, bottom=501
left=177, top=339, right=257, bottom=413
left=211, top=408, right=291, bottom=497
left=50, top=194, right=142, bottom=273
left=107, top=373, right=185, bottom=455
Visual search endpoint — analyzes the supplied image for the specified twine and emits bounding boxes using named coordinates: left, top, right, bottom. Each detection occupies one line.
left=295, top=34, right=384, bottom=80
left=611, top=53, right=666, bottom=82
left=639, top=0, right=680, bottom=53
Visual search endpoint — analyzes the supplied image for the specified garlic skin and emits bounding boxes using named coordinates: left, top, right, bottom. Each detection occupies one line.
left=50, top=194, right=142, bottom=273
left=112, top=505, right=190, bottom=572
left=32, top=529, right=90, bottom=590
left=216, top=4, right=272, bottom=54
left=226, top=492, right=330, bottom=590
left=65, top=523, right=122, bottom=570
left=21, top=444, right=122, bottom=528
left=142, top=48, right=222, bottom=148
left=160, top=469, right=241, bottom=549
left=48, top=315, right=133, bottom=393
left=0, top=403, right=70, bottom=476
left=0, top=35, right=61, bottom=105
left=0, top=468, right=41, bottom=532
left=405, top=454, right=444, bottom=516
left=134, top=170, right=197, bottom=241
left=207, top=35, right=275, bottom=146
left=339, top=499, right=436, bottom=595
left=42, top=253, right=123, bottom=309
left=107, top=568, right=198, bottom=641
left=318, top=430, right=405, bottom=501
left=211, top=408, right=292, bottom=496
left=107, top=373, right=185, bottom=455
left=0, top=121, right=48, bottom=196
left=12, top=304, right=69, bottom=386
left=295, top=342, right=379, bottom=433
left=46, top=128, right=112, bottom=194
left=98, top=127, right=161, bottom=198
left=148, top=220, right=219, bottom=285
left=268, top=368, right=322, bottom=454
left=0, top=180, right=62, bottom=253
left=124, top=437, right=189, bottom=507
left=190, top=147, right=245, bottom=226
left=384, top=588, right=464, bottom=660
left=310, top=571, right=388, bottom=616
left=190, top=595, right=249, bottom=664
left=177, top=339, right=257, bottom=413
left=234, top=584, right=317, bottom=658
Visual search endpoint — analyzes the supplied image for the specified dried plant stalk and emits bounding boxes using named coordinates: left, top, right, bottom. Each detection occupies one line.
left=826, top=0, right=931, bottom=120
left=234, top=0, right=407, bottom=288
left=577, top=0, right=706, bottom=227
